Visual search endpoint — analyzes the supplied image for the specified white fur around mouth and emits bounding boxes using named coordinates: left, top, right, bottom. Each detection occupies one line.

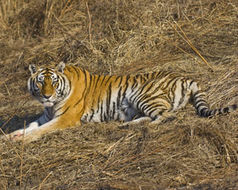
left=43, top=102, right=54, bottom=107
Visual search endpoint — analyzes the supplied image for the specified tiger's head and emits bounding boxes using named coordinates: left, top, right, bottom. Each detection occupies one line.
left=28, top=62, right=70, bottom=107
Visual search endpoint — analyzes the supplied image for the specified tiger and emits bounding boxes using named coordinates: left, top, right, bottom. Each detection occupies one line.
left=4, top=62, right=237, bottom=143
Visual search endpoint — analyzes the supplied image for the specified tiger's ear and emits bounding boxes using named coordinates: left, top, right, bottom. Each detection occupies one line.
left=29, top=64, right=37, bottom=75
left=57, top=62, right=66, bottom=73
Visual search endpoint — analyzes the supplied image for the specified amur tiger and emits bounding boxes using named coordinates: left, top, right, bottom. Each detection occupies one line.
left=4, top=62, right=237, bottom=142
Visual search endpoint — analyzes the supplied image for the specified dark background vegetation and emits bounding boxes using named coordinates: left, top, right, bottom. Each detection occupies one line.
left=0, top=0, right=238, bottom=189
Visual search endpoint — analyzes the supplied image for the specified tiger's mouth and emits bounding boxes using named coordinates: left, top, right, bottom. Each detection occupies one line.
left=43, top=100, right=54, bottom=107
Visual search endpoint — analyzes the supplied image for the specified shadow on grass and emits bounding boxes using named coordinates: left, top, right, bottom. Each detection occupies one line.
left=0, top=113, right=42, bottom=134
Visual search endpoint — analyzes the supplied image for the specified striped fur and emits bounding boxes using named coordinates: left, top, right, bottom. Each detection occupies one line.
left=7, top=62, right=237, bottom=142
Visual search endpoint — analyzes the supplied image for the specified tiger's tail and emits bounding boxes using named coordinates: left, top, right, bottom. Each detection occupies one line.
left=190, top=82, right=237, bottom=117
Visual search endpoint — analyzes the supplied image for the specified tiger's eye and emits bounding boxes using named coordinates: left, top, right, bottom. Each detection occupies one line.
left=51, top=74, right=58, bottom=82
left=37, top=75, right=44, bottom=82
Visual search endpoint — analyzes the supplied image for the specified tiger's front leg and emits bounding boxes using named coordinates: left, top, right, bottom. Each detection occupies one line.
left=5, top=113, right=50, bottom=142
left=6, top=122, right=39, bottom=141
left=20, top=119, right=64, bottom=143
left=7, top=114, right=80, bottom=143
left=6, top=107, right=53, bottom=141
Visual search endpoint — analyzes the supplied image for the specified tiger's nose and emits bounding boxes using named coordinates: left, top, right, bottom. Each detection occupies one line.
left=43, top=95, right=52, bottom=99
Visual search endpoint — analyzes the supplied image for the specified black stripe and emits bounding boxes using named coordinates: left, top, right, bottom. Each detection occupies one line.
left=104, top=76, right=113, bottom=87
left=29, top=78, right=33, bottom=91
left=132, top=81, right=155, bottom=103
left=74, top=70, right=87, bottom=107
left=195, top=99, right=208, bottom=109
left=117, top=76, right=123, bottom=88
left=99, top=75, right=107, bottom=87
left=97, top=75, right=107, bottom=121
left=142, top=79, right=164, bottom=98
left=89, top=109, right=95, bottom=121
left=59, top=75, right=66, bottom=92
left=55, top=105, right=63, bottom=113
left=131, top=77, right=138, bottom=90
left=144, top=102, right=166, bottom=113
left=112, top=102, right=116, bottom=119
left=195, top=102, right=208, bottom=111
left=115, top=76, right=121, bottom=83
left=68, top=79, right=72, bottom=94
left=198, top=107, right=209, bottom=117
left=74, top=89, right=86, bottom=107
left=55, top=106, right=70, bottom=118
left=223, top=107, right=229, bottom=113
left=117, top=87, right=122, bottom=108
left=147, top=73, right=152, bottom=79
left=193, top=91, right=204, bottom=99
left=89, top=74, right=98, bottom=107
left=170, top=79, right=179, bottom=107
left=218, top=108, right=224, bottom=114
left=116, top=111, right=120, bottom=121
left=189, top=80, right=195, bottom=88
left=103, top=112, right=107, bottom=122
left=138, top=74, right=143, bottom=81
left=129, top=81, right=149, bottom=103
left=86, top=73, right=93, bottom=94
left=122, top=75, right=130, bottom=99
left=96, top=95, right=101, bottom=113
left=94, top=75, right=100, bottom=88
left=136, top=93, right=150, bottom=108
left=156, top=70, right=166, bottom=78
left=148, top=107, right=165, bottom=117
left=72, top=66, right=80, bottom=79
left=177, top=80, right=185, bottom=106
left=139, top=94, right=165, bottom=110
left=106, top=83, right=112, bottom=118
left=161, top=77, right=177, bottom=90
left=100, top=100, right=104, bottom=122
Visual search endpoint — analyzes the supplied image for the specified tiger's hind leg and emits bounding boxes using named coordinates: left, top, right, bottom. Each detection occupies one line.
left=135, top=99, right=176, bottom=127
left=120, top=95, right=175, bottom=127
left=119, top=106, right=174, bottom=127
left=119, top=111, right=175, bottom=128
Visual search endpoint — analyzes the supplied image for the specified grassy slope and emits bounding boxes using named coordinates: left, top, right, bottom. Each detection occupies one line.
left=0, top=0, right=238, bottom=189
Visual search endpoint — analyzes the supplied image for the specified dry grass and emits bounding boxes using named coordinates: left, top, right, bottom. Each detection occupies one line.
left=0, top=0, right=238, bottom=189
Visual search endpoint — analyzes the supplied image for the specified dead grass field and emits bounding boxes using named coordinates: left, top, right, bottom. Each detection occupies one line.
left=0, top=0, right=238, bottom=189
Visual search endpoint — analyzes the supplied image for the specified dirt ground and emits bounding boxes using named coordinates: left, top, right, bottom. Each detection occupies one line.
left=0, top=0, right=238, bottom=189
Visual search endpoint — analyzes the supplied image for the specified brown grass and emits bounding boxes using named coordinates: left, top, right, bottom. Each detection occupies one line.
left=0, top=0, right=238, bottom=189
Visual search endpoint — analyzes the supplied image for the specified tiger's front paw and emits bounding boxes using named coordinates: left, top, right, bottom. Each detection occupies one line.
left=5, top=130, right=35, bottom=143
left=5, top=129, right=25, bottom=141
left=5, top=122, right=40, bottom=142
